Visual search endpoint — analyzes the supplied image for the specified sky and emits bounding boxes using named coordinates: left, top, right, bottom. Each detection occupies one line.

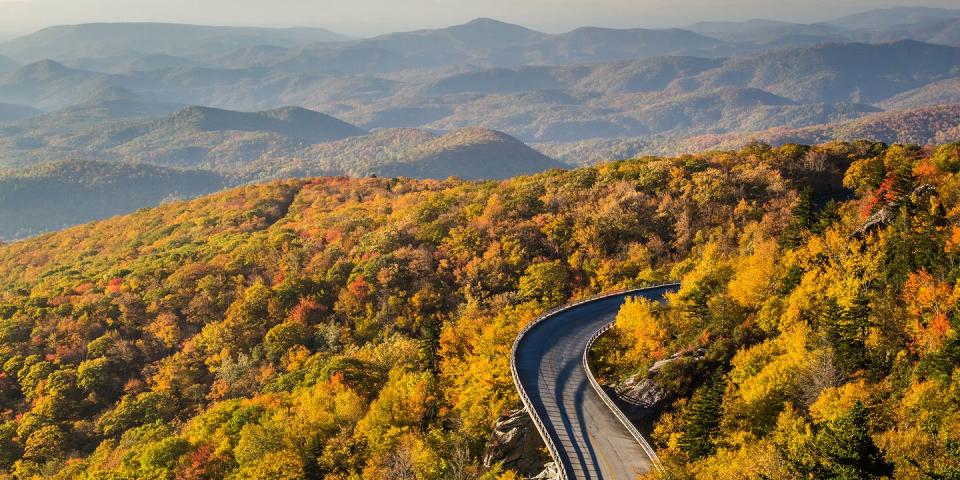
left=0, top=0, right=957, bottom=37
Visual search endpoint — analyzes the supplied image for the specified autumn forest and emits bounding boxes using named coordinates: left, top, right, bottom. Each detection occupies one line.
left=0, top=139, right=957, bottom=479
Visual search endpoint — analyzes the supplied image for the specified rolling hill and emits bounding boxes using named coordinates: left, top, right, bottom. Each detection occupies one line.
left=0, top=104, right=567, bottom=181
left=879, top=77, right=960, bottom=110
left=0, top=59, right=113, bottom=110
left=0, top=160, right=227, bottom=240
left=537, top=103, right=960, bottom=165
left=825, top=6, right=960, bottom=30
left=250, top=127, right=568, bottom=180
left=150, top=106, right=368, bottom=144
left=0, top=122, right=570, bottom=238
left=689, top=40, right=960, bottom=104
left=717, top=103, right=960, bottom=148
left=0, top=23, right=351, bottom=63
left=0, top=54, right=18, bottom=73
left=0, top=102, right=40, bottom=121
left=686, top=19, right=847, bottom=45
left=0, top=105, right=364, bottom=169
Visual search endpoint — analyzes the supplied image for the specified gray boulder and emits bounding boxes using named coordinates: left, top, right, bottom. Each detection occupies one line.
left=482, top=408, right=548, bottom=477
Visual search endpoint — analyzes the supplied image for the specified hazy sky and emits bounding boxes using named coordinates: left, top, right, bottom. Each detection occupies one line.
left=0, top=0, right=957, bottom=36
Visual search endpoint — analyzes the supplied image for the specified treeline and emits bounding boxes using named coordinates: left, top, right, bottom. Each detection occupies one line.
left=0, top=140, right=931, bottom=479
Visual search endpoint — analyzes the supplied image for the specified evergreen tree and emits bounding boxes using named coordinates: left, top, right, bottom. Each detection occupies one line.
left=819, top=294, right=870, bottom=376
left=782, top=186, right=816, bottom=248
left=813, top=401, right=894, bottom=479
left=679, top=371, right=726, bottom=460
left=889, top=165, right=917, bottom=206
left=813, top=199, right=841, bottom=235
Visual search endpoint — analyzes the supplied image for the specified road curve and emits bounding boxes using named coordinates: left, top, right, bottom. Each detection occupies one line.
left=512, top=285, right=680, bottom=480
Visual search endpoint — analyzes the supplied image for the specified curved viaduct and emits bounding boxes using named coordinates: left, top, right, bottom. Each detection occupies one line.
left=511, top=284, right=680, bottom=480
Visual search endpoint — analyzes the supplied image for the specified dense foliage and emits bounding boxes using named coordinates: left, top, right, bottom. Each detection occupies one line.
left=1, top=140, right=957, bottom=479
left=0, top=140, right=849, bottom=479
left=593, top=142, right=960, bottom=479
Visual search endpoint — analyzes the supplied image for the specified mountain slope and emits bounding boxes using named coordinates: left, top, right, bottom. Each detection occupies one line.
left=531, top=27, right=726, bottom=63
left=879, top=77, right=960, bottom=110
left=374, top=128, right=567, bottom=179
left=0, top=54, right=18, bottom=73
left=691, top=40, right=960, bottom=104
left=151, top=106, right=367, bottom=143
left=0, top=160, right=227, bottom=239
left=0, top=141, right=954, bottom=480
left=672, top=104, right=960, bottom=155
left=100, top=106, right=368, bottom=169
left=686, top=19, right=847, bottom=45
left=536, top=103, right=960, bottom=164
left=827, top=6, right=960, bottom=30
left=0, top=23, right=351, bottom=63
left=0, top=102, right=565, bottom=182
left=0, top=102, right=41, bottom=121
left=0, top=60, right=111, bottom=110
left=249, top=127, right=568, bottom=180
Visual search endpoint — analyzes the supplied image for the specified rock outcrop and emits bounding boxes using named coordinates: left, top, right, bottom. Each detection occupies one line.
left=483, top=409, right=549, bottom=477
left=612, top=348, right=706, bottom=422
left=853, top=184, right=939, bottom=239
left=531, top=462, right=561, bottom=480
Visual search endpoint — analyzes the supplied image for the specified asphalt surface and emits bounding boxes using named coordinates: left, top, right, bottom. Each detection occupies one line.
left=513, top=286, right=678, bottom=480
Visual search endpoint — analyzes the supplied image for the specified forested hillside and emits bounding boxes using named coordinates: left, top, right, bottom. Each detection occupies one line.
left=588, top=142, right=960, bottom=479
left=0, top=140, right=849, bottom=479
left=0, top=160, right=226, bottom=240
left=1, top=140, right=956, bottom=479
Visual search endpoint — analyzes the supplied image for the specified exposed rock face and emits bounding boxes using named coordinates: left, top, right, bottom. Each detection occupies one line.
left=853, top=184, right=939, bottom=239
left=483, top=408, right=548, bottom=477
left=614, top=374, right=671, bottom=411
left=531, top=462, right=561, bottom=480
left=612, top=348, right=706, bottom=422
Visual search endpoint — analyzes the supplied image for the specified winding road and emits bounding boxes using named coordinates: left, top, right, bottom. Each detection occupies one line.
left=511, top=285, right=680, bottom=480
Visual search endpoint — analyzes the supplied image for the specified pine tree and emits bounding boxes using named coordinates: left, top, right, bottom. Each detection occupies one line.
left=819, top=296, right=870, bottom=376
left=679, top=371, right=725, bottom=460
left=781, top=186, right=816, bottom=248
left=889, top=165, right=917, bottom=207
left=813, top=401, right=894, bottom=479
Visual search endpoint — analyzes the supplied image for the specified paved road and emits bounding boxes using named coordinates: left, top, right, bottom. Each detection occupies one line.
left=512, top=286, right=679, bottom=480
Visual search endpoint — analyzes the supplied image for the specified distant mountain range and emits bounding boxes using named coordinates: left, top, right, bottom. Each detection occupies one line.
left=0, top=8, right=956, bottom=76
left=0, top=23, right=351, bottom=64
left=825, top=6, right=960, bottom=30
left=0, top=104, right=558, bottom=175
left=0, top=105, right=564, bottom=239
left=2, top=39, right=958, bottom=143
left=536, top=103, right=960, bottom=165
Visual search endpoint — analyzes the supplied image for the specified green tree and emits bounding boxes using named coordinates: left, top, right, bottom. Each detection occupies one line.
left=23, top=424, right=66, bottom=463
left=518, top=261, right=569, bottom=306
left=821, top=296, right=869, bottom=376
left=679, top=371, right=726, bottom=460
left=782, top=186, right=816, bottom=248
left=813, top=401, right=893, bottom=479
left=0, top=421, right=20, bottom=469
